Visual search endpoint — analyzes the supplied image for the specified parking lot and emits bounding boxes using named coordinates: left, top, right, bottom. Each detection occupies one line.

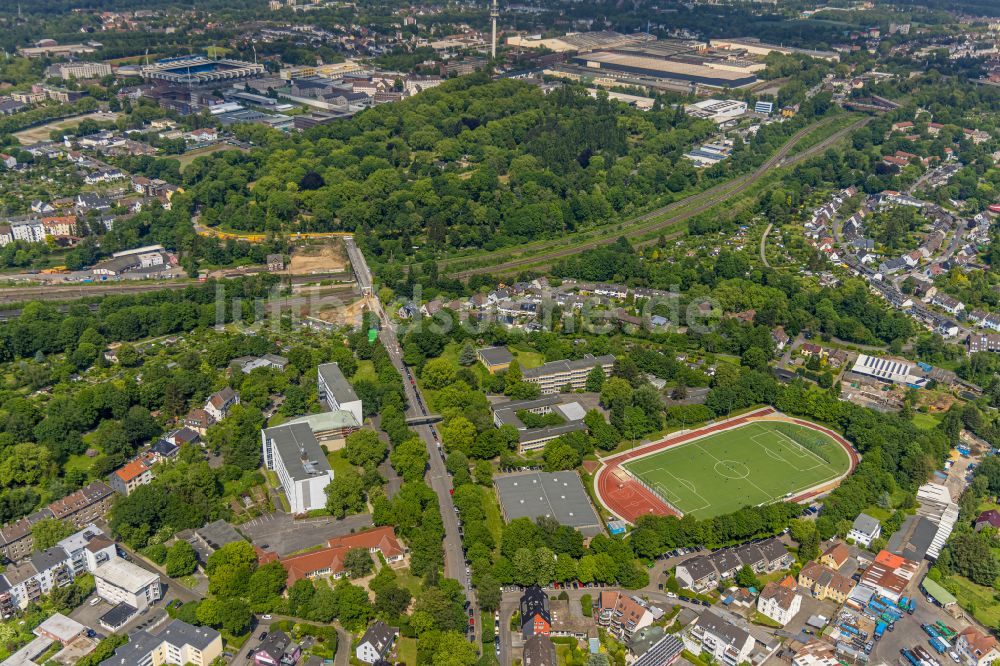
left=240, top=511, right=373, bottom=556
left=872, top=587, right=967, bottom=666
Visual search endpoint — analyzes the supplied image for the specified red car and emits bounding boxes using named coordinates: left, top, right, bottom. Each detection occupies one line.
left=469, top=617, right=475, bottom=626
left=449, top=488, right=454, bottom=495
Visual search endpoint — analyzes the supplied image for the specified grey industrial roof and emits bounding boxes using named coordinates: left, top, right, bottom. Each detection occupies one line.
left=194, top=520, right=245, bottom=551
left=318, top=362, right=359, bottom=403
left=492, top=395, right=562, bottom=428
left=494, top=471, right=601, bottom=536
left=515, top=421, right=587, bottom=444
left=263, top=421, right=333, bottom=482
left=886, top=514, right=937, bottom=562
left=477, top=346, right=514, bottom=367
left=522, top=354, right=615, bottom=379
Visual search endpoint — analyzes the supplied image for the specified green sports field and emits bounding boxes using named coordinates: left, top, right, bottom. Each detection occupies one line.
left=622, top=420, right=851, bottom=519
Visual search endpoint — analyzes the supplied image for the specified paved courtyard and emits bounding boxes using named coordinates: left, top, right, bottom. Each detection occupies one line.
left=240, top=511, right=373, bottom=556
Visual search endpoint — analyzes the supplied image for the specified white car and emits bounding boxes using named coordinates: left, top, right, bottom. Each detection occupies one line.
left=666, top=592, right=678, bottom=598
left=949, top=653, right=960, bottom=663
left=262, top=614, right=272, bottom=620
left=89, top=597, right=101, bottom=606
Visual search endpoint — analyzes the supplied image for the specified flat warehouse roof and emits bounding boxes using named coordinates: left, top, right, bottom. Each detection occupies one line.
left=495, top=471, right=601, bottom=536
left=573, top=52, right=757, bottom=87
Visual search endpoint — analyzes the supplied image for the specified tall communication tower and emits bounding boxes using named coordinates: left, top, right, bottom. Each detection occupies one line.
left=490, top=0, right=499, bottom=59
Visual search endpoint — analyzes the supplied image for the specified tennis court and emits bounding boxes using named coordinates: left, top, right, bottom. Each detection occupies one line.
left=621, top=420, right=851, bottom=519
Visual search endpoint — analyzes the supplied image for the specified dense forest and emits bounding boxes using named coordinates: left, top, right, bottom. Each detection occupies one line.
left=177, top=75, right=836, bottom=268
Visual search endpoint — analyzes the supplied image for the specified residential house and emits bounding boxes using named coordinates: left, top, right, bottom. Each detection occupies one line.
left=848, top=513, right=881, bottom=547
left=820, top=542, right=850, bottom=570
left=682, top=612, right=756, bottom=666
left=756, top=582, right=802, bottom=626
left=355, top=620, right=396, bottom=664
left=797, top=562, right=856, bottom=603
left=931, top=293, right=965, bottom=316
left=108, top=455, right=154, bottom=496
left=520, top=585, right=552, bottom=639
left=594, top=590, right=654, bottom=642
left=676, top=555, right=719, bottom=592
left=772, top=327, right=789, bottom=351
left=522, top=634, right=557, bottom=666
left=254, top=630, right=301, bottom=666
left=204, top=386, right=239, bottom=423
left=975, top=510, right=1000, bottom=531
left=956, top=627, right=1000, bottom=666
left=185, top=409, right=212, bottom=435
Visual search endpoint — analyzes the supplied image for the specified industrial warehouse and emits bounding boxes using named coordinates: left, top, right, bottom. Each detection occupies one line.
left=512, top=32, right=779, bottom=91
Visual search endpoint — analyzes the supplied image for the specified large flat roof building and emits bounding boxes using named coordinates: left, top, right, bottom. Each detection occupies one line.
left=262, top=422, right=334, bottom=514
left=491, top=395, right=588, bottom=453
left=94, top=557, right=161, bottom=611
left=523, top=354, right=614, bottom=394
left=571, top=51, right=758, bottom=88
left=317, top=362, right=363, bottom=425
left=494, top=471, right=602, bottom=536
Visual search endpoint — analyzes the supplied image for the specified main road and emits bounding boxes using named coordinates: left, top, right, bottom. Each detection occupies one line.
left=344, top=237, right=480, bottom=648
left=446, top=115, right=870, bottom=278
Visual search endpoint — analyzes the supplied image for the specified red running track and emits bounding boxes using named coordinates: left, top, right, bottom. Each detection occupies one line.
left=594, top=407, right=859, bottom=524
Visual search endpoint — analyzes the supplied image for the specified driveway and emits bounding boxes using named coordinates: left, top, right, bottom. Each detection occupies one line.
left=240, top=512, right=373, bottom=557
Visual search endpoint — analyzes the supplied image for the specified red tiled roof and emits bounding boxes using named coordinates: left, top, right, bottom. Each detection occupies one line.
left=114, top=458, right=150, bottom=483
left=273, top=527, right=404, bottom=585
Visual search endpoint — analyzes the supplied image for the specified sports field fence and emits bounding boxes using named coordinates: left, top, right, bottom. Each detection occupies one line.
left=619, top=465, right=684, bottom=517
left=770, top=422, right=833, bottom=464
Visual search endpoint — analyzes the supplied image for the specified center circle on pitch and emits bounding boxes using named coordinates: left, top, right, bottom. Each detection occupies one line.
left=715, top=460, right=750, bottom=479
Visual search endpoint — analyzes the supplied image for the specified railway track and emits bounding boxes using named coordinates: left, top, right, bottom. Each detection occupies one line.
left=450, top=115, right=870, bottom=278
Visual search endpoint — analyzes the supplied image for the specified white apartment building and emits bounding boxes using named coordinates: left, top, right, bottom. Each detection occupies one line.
left=683, top=613, right=756, bottom=666
left=262, top=421, right=334, bottom=514
left=97, top=619, right=222, bottom=666
left=94, top=557, right=161, bottom=610
left=317, top=363, right=363, bottom=424
left=756, top=582, right=802, bottom=626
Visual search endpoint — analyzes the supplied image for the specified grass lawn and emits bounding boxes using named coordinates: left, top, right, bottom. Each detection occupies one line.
left=65, top=453, right=96, bottom=477
left=394, top=568, right=425, bottom=597
left=912, top=412, right=943, bottom=430
left=509, top=347, right=545, bottom=369
left=622, top=420, right=851, bottom=519
left=326, top=450, right=356, bottom=478
left=944, top=574, right=1000, bottom=627
left=860, top=505, right=892, bottom=521
left=176, top=575, right=199, bottom=589
left=396, top=636, right=417, bottom=665
left=481, top=486, right=505, bottom=545
left=352, top=359, right=377, bottom=383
